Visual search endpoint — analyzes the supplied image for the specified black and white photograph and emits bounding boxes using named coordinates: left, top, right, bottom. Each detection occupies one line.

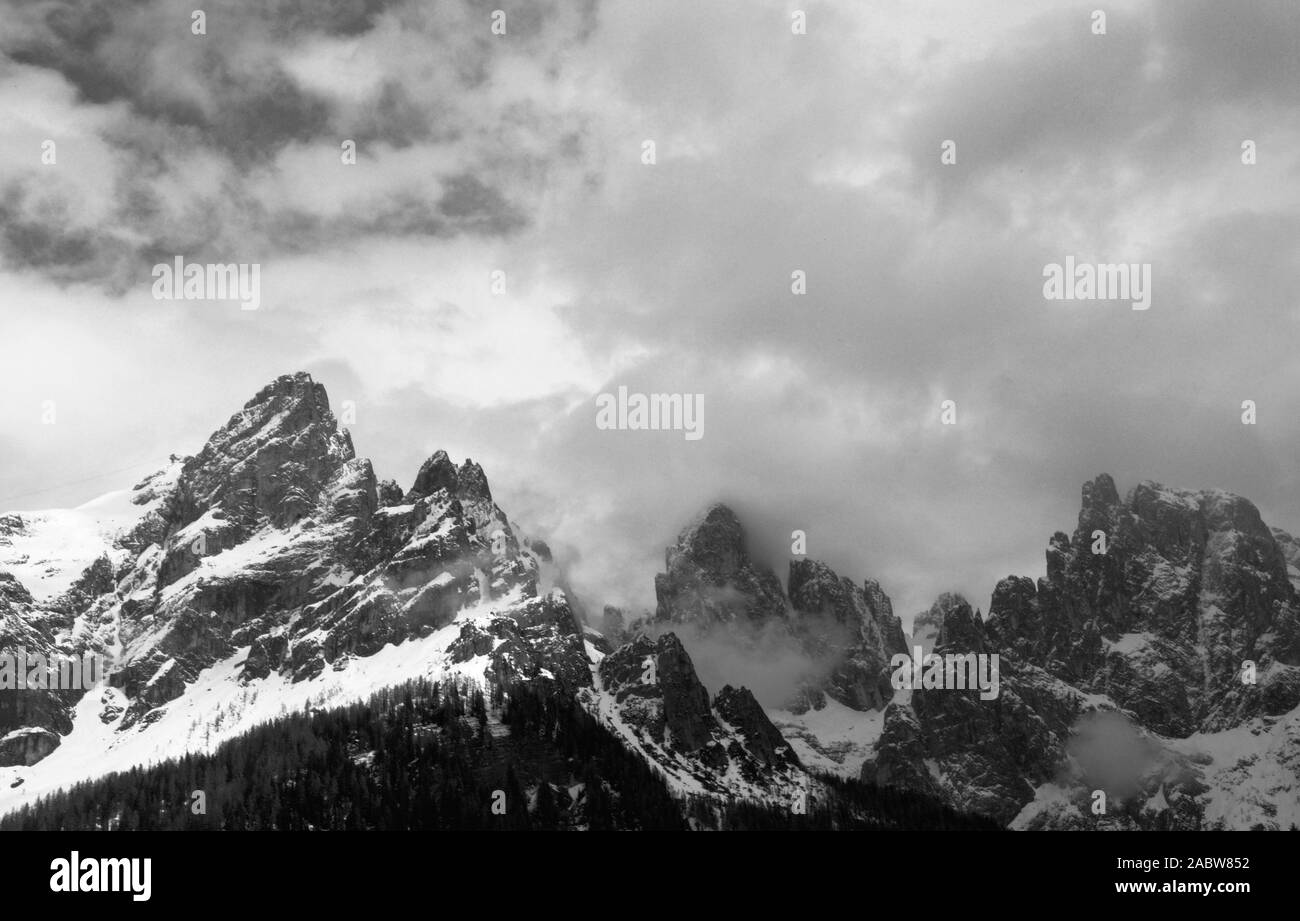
left=0, top=0, right=1295, bottom=901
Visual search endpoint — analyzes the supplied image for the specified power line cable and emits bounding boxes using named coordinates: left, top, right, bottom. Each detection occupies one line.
left=0, top=457, right=165, bottom=508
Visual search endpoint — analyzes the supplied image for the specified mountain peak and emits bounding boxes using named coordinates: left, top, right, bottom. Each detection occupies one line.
left=672, top=502, right=746, bottom=577
left=1081, top=472, right=1121, bottom=514
left=175, top=372, right=357, bottom=533
left=243, top=371, right=329, bottom=414
left=408, top=451, right=493, bottom=503
left=930, top=592, right=986, bottom=653
left=654, top=502, right=788, bottom=631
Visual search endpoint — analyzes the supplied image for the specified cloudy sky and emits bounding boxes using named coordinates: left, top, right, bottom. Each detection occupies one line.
left=1, top=0, right=1298, bottom=625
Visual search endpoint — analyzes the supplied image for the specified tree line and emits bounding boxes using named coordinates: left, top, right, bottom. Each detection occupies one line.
left=2, top=677, right=998, bottom=831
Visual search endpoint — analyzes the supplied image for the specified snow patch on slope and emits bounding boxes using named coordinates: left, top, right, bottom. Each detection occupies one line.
left=1168, top=706, right=1300, bottom=830
left=0, top=462, right=180, bottom=602
left=769, top=698, right=886, bottom=778
left=0, top=592, right=512, bottom=817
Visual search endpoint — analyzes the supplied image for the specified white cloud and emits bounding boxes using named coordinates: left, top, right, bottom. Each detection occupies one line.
left=3, top=0, right=1299, bottom=633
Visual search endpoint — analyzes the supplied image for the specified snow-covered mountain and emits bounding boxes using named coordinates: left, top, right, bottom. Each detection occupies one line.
left=655, top=474, right=1300, bottom=829
left=610, top=479, right=1300, bottom=828
left=0, top=373, right=805, bottom=815
left=2, top=374, right=1297, bottom=828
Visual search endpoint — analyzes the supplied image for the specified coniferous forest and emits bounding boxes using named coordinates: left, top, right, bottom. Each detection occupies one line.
left=0, top=679, right=997, bottom=831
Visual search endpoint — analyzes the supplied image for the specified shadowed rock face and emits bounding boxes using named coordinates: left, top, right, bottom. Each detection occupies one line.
left=408, top=450, right=493, bottom=504
left=788, top=559, right=901, bottom=710
left=652, top=503, right=906, bottom=714
left=931, top=592, right=988, bottom=655
left=175, top=372, right=368, bottom=537
left=0, top=572, right=80, bottom=757
left=600, top=633, right=714, bottom=752
left=0, top=728, right=60, bottom=767
left=865, top=475, right=1300, bottom=829
left=715, top=684, right=799, bottom=768
left=865, top=592, right=1090, bottom=824
left=868, top=705, right=937, bottom=795
left=864, top=578, right=908, bottom=656
left=986, top=474, right=1300, bottom=735
left=653, top=504, right=788, bottom=630
left=594, top=632, right=802, bottom=795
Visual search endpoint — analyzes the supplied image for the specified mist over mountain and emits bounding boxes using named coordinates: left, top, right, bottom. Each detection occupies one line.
left=1, top=372, right=1296, bottom=831
left=2, top=0, right=1299, bottom=858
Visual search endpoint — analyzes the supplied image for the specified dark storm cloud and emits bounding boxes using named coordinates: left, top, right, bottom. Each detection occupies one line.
left=1155, top=0, right=1300, bottom=102
left=436, top=174, right=528, bottom=235
left=0, top=184, right=139, bottom=287
left=483, top=0, right=1300, bottom=618
left=2, top=0, right=1298, bottom=630
left=8, top=4, right=333, bottom=163
left=0, top=190, right=96, bottom=271
left=356, top=82, right=437, bottom=148
left=259, top=0, right=408, bottom=39
left=902, top=1, right=1300, bottom=215
left=0, top=0, right=595, bottom=293
left=7, top=2, right=126, bottom=105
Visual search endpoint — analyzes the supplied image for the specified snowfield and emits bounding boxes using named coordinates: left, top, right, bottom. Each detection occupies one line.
left=0, top=592, right=511, bottom=817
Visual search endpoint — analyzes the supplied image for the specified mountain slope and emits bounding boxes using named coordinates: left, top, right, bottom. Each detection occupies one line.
left=0, top=373, right=804, bottom=816
left=862, top=476, right=1300, bottom=828
left=3, top=375, right=1297, bottom=829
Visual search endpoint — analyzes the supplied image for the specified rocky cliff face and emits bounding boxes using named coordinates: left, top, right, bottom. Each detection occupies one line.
left=0, top=571, right=78, bottom=765
left=986, top=475, right=1300, bottom=735
left=653, top=504, right=789, bottom=631
left=584, top=632, right=802, bottom=799
left=651, top=503, right=907, bottom=716
left=788, top=559, right=907, bottom=711
left=861, top=592, right=1105, bottom=823
left=0, top=373, right=802, bottom=814
left=2, top=379, right=1297, bottom=829
left=861, top=475, right=1300, bottom=829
